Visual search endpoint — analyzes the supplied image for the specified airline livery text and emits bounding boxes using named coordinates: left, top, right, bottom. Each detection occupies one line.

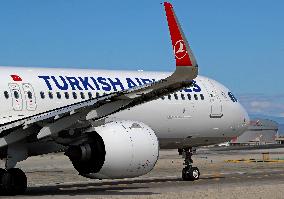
left=38, top=76, right=201, bottom=93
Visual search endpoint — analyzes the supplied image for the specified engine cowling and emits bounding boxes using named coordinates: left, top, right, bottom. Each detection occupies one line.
left=66, top=121, right=159, bottom=179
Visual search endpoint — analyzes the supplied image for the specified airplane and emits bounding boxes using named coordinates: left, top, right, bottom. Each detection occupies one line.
left=0, top=2, right=249, bottom=195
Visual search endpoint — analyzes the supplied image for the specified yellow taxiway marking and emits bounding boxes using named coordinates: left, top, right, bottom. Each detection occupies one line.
left=225, top=159, right=284, bottom=163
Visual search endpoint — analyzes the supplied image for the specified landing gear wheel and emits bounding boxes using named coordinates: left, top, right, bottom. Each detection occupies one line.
left=179, top=147, right=200, bottom=181
left=0, top=168, right=6, bottom=193
left=8, top=168, right=27, bottom=195
left=182, top=166, right=200, bottom=181
left=1, top=168, right=27, bottom=195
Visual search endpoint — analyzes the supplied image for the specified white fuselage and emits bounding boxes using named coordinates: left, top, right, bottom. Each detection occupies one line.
left=0, top=67, right=249, bottom=148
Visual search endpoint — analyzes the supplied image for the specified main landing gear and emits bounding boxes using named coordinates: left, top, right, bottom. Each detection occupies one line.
left=0, top=168, right=27, bottom=195
left=179, top=147, right=200, bottom=181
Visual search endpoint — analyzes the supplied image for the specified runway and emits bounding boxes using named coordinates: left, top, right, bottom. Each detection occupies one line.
left=2, top=147, right=284, bottom=199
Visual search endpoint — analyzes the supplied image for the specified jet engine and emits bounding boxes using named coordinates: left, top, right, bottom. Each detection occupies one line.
left=65, top=120, right=159, bottom=179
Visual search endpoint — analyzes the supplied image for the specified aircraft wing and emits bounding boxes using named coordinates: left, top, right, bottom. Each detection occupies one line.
left=0, top=2, right=198, bottom=146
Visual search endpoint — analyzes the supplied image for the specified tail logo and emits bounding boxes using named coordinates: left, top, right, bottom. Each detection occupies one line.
left=174, top=40, right=188, bottom=60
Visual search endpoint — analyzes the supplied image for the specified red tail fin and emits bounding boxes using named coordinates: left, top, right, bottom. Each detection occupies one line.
left=164, top=2, right=197, bottom=67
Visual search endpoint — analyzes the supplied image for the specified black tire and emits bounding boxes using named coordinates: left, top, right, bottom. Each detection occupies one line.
left=2, top=168, right=27, bottom=195
left=182, top=167, right=200, bottom=181
left=191, top=167, right=200, bottom=180
left=9, top=168, right=27, bottom=195
left=182, top=167, right=190, bottom=181
left=1, top=171, right=13, bottom=195
left=0, top=168, right=6, bottom=195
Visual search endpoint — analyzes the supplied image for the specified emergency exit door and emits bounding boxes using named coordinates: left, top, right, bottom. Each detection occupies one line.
left=22, top=83, right=37, bottom=111
left=8, top=83, right=23, bottom=111
left=201, top=79, right=223, bottom=118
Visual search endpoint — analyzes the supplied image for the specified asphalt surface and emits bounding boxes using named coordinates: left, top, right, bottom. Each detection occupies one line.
left=1, top=147, right=284, bottom=199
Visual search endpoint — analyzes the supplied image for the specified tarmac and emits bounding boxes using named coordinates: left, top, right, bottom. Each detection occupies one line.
left=2, top=147, right=284, bottom=199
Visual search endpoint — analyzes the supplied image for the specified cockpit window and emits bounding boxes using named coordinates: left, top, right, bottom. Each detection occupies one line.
left=228, top=92, right=237, bottom=102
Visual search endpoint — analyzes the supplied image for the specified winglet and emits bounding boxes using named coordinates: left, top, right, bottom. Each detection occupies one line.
left=164, top=2, right=198, bottom=68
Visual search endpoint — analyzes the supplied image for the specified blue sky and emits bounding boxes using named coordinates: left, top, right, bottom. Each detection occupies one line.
left=0, top=1, right=283, bottom=116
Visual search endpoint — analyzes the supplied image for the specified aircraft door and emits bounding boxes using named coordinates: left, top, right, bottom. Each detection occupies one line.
left=22, top=83, right=37, bottom=111
left=8, top=83, right=23, bottom=111
left=201, top=79, right=223, bottom=118
left=209, top=93, right=223, bottom=117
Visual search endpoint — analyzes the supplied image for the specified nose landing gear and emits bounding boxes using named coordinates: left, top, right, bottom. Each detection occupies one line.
left=179, top=147, right=200, bottom=181
left=0, top=168, right=27, bottom=195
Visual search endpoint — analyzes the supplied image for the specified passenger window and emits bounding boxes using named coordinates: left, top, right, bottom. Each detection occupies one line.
left=194, top=94, right=198, bottom=100
left=65, top=92, right=69, bottom=99
left=161, top=96, right=165, bottom=100
left=168, top=95, right=171, bottom=100
left=181, top=94, right=185, bottom=100
left=80, top=92, right=85, bottom=99
left=48, top=92, right=53, bottom=99
left=72, top=92, right=77, bottom=99
left=40, top=91, right=45, bottom=99
left=200, top=94, right=204, bottom=100
left=187, top=94, right=191, bottom=100
left=4, top=91, right=9, bottom=99
left=96, top=92, right=100, bottom=98
left=88, top=92, right=92, bottom=99
left=27, top=91, right=33, bottom=99
left=14, top=91, right=20, bottom=99
left=56, top=92, right=61, bottom=99
left=174, top=93, right=178, bottom=100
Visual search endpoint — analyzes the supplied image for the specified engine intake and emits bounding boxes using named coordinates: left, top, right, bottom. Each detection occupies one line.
left=66, top=121, right=159, bottom=179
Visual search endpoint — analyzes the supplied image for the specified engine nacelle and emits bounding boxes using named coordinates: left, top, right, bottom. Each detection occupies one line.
left=66, top=121, right=159, bottom=179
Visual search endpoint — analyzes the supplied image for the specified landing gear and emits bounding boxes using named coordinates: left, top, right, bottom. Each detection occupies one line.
left=182, top=166, right=200, bottom=181
left=0, top=168, right=27, bottom=195
left=179, top=148, right=200, bottom=181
